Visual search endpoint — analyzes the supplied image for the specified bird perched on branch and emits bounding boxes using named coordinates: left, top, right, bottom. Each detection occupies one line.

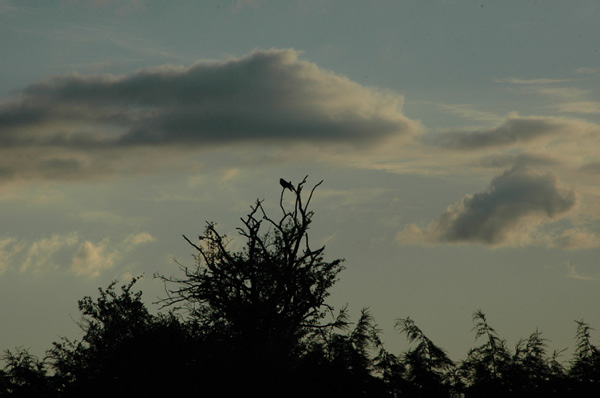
left=280, top=178, right=294, bottom=191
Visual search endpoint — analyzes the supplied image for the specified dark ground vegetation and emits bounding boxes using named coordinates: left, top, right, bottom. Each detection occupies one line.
left=1, top=178, right=599, bottom=397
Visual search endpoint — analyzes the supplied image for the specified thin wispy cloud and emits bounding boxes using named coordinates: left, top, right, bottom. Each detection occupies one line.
left=556, top=101, right=600, bottom=114
left=500, top=76, right=600, bottom=116
left=500, top=78, right=574, bottom=85
left=565, top=261, right=595, bottom=280
left=533, top=86, right=590, bottom=100
left=436, top=103, right=501, bottom=123
left=125, top=232, right=155, bottom=245
left=232, top=0, right=259, bottom=12
left=500, top=77, right=587, bottom=99
left=433, top=114, right=572, bottom=150
left=475, top=153, right=561, bottom=170
left=575, top=67, right=600, bottom=75
left=86, top=0, right=147, bottom=14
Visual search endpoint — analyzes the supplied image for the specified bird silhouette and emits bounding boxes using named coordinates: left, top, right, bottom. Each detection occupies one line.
left=280, top=178, right=294, bottom=191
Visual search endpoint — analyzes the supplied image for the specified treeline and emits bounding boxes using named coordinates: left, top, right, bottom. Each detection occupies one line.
left=1, top=178, right=599, bottom=397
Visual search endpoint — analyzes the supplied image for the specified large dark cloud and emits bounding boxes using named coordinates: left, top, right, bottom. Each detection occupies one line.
left=2, top=49, right=417, bottom=148
left=0, top=49, right=419, bottom=183
left=435, top=114, right=569, bottom=150
left=401, top=166, right=576, bottom=246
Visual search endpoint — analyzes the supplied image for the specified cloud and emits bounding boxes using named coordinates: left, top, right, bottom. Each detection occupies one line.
left=222, top=167, right=240, bottom=181
left=499, top=77, right=600, bottom=120
left=70, top=239, right=118, bottom=277
left=20, top=233, right=79, bottom=273
left=556, top=101, right=600, bottom=114
left=0, top=230, right=154, bottom=277
left=565, top=262, right=595, bottom=280
left=0, top=49, right=418, bottom=185
left=85, top=0, right=147, bottom=14
left=436, top=103, right=501, bottom=122
left=576, top=67, right=600, bottom=75
left=125, top=232, right=155, bottom=245
left=70, top=232, right=154, bottom=277
left=501, top=78, right=588, bottom=100
left=78, top=210, right=144, bottom=226
left=0, top=237, right=26, bottom=274
left=0, top=1, right=27, bottom=17
left=398, top=166, right=576, bottom=247
left=580, top=162, right=600, bottom=174
left=232, top=0, right=259, bottom=11
left=501, top=78, right=574, bottom=85
left=551, top=228, right=600, bottom=250
left=434, top=114, right=574, bottom=150
left=475, top=153, right=561, bottom=170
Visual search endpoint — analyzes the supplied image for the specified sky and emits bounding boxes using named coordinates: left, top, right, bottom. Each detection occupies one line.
left=1, top=0, right=599, bottom=363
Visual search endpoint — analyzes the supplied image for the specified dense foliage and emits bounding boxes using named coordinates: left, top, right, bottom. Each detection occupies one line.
left=1, top=177, right=599, bottom=397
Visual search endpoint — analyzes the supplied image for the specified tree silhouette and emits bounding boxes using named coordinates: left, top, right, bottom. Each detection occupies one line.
left=569, top=319, right=600, bottom=395
left=47, top=278, right=201, bottom=397
left=308, top=308, right=388, bottom=396
left=507, top=329, right=567, bottom=396
left=157, top=176, right=345, bottom=395
left=460, top=310, right=511, bottom=396
left=396, top=317, right=454, bottom=397
left=0, top=348, right=55, bottom=397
